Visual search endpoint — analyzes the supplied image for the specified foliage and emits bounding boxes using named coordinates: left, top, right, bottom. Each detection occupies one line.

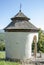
left=0, top=33, right=5, bottom=51
left=0, top=42, right=5, bottom=51
left=38, top=29, right=44, bottom=52
left=32, top=29, right=44, bottom=53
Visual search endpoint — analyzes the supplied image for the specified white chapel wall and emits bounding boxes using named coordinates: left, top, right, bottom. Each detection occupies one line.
left=5, top=32, right=38, bottom=59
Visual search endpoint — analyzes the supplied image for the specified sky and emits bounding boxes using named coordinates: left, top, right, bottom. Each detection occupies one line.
left=0, top=0, right=44, bottom=30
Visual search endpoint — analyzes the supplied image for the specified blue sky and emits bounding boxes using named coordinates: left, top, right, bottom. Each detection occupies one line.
left=0, top=0, right=44, bottom=30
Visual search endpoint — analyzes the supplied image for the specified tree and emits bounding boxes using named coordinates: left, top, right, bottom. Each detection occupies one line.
left=38, top=29, right=44, bottom=52
left=32, top=29, right=44, bottom=53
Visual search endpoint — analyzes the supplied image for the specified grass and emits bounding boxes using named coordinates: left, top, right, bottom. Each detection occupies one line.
left=0, top=51, right=5, bottom=58
left=0, top=61, right=20, bottom=65
left=0, top=51, right=20, bottom=65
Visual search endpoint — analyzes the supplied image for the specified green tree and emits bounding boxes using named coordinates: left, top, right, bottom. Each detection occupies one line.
left=38, top=29, right=44, bottom=52
left=32, top=29, right=44, bottom=53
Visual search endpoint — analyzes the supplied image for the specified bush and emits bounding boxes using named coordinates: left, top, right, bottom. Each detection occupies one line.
left=0, top=42, right=5, bottom=51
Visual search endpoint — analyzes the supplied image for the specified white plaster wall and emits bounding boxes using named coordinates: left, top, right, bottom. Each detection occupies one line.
left=5, top=32, right=38, bottom=60
left=25, top=33, right=38, bottom=59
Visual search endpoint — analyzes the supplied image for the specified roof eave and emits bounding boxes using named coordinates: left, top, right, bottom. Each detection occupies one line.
left=4, top=29, right=39, bottom=32
left=11, top=17, right=30, bottom=20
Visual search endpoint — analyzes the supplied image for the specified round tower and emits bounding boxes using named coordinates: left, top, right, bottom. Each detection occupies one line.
left=4, top=10, right=39, bottom=60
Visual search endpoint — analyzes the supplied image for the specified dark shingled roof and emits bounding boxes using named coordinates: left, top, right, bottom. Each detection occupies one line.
left=11, top=10, right=30, bottom=20
left=4, top=10, right=39, bottom=32
left=5, top=20, right=37, bottom=29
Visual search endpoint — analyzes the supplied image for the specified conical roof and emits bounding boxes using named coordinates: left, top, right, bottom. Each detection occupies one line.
left=11, top=10, right=30, bottom=20
left=4, top=10, right=39, bottom=32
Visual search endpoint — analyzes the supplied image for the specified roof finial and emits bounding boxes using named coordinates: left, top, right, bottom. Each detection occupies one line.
left=20, top=3, right=22, bottom=12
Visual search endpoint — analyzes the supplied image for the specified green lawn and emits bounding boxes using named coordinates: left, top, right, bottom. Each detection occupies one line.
left=0, top=51, right=5, bottom=58
left=0, top=51, right=20, bottom=65
left=0, top=61, right=20, bottom=65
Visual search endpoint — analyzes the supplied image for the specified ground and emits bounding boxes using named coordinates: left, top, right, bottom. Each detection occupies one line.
left=0, top=61, right=20, bottom=65
left=0, top=51, right=44, bottom=65
left=0, top=51, right=20, bottom=65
